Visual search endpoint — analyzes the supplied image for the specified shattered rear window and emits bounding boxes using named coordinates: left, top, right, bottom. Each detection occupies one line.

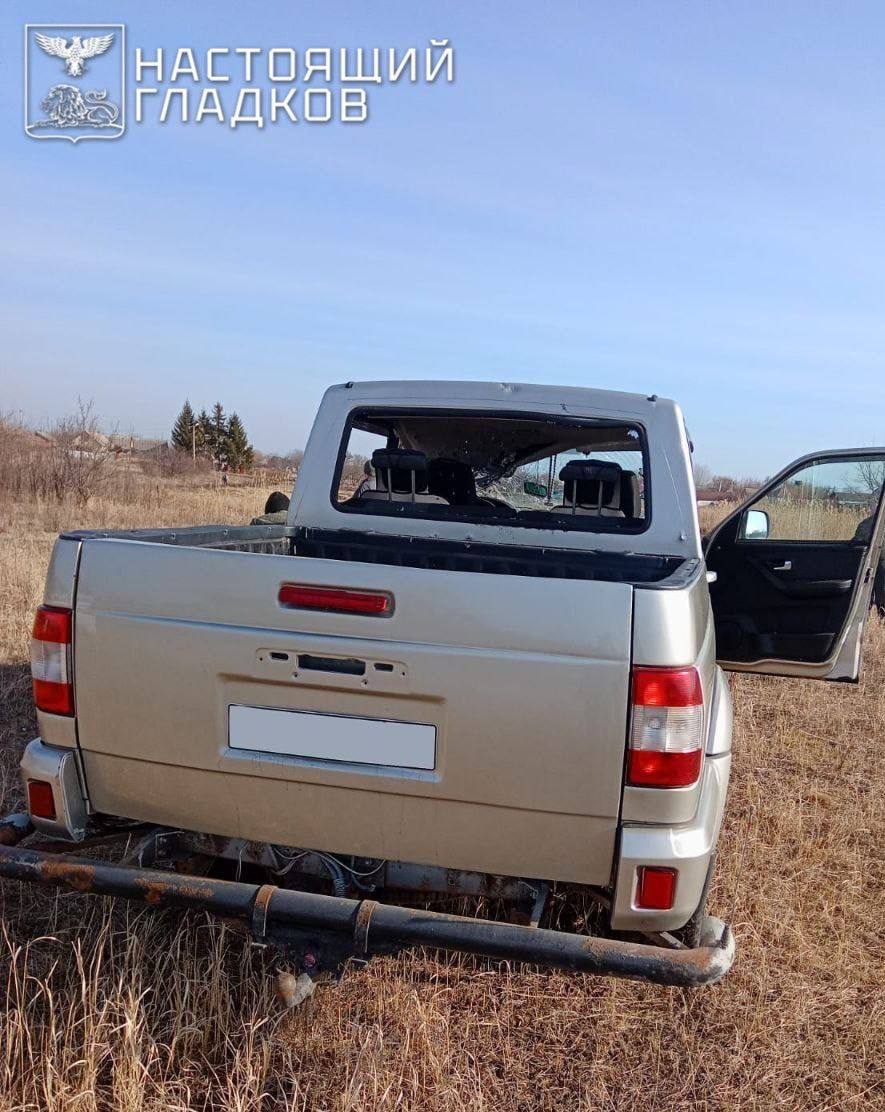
left=332, top=408, right=649, bottom=534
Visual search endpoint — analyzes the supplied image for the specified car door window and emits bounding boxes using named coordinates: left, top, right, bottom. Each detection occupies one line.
left=707, top=451, right=885, bottom=680
left=738, top=458, right=884, bottom=544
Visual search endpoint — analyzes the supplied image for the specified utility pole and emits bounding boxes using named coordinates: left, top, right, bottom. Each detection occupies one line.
left=191, top=422, right=196, bottom=462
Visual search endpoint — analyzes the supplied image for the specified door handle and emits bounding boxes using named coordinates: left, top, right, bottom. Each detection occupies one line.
left=770, top=560, right=792, bottom=572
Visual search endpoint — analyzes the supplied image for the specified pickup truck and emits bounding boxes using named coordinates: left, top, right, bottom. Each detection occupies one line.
left=4, top=381, right=884, bottom=987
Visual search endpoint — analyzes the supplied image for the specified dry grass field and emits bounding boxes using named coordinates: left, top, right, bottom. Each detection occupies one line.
left=0, top=484, right=883, bottom=1110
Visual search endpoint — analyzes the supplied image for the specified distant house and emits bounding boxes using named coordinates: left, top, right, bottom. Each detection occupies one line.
left=695, top=488, right=732, bottom=508
left=105, top=435, right=167, bottom=457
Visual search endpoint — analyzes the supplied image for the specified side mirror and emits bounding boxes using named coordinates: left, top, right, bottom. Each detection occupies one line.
left=523, top=480, right=548, bottom=499
left=742, top=508, right=770, bottom=540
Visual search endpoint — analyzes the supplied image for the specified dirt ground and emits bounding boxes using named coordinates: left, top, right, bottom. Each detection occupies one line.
left=0, top=486, right=882, bottom=1110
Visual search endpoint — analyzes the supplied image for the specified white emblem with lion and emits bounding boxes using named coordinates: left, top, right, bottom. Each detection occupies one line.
left=25, top=24, right=126, bottom=143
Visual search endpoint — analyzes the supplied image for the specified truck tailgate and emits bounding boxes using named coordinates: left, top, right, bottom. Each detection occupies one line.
left=72, top=539, right=634, bottom=884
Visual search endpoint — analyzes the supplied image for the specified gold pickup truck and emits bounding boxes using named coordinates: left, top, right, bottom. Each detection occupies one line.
left=4, top=381, right=884, bottom=986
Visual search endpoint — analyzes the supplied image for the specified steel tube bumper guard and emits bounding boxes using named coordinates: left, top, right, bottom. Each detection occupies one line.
left=0, top=836, right=734, bottom=987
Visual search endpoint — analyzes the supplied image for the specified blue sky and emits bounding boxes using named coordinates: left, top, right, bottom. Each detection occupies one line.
left=2, top=1, right=884, bottom=475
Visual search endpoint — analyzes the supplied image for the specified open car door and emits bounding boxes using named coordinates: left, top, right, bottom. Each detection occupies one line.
left=705, top=449, right=885, bottom=681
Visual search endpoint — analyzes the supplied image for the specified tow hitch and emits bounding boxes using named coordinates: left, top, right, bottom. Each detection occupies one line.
left=0, top=815, right=734, bottom=987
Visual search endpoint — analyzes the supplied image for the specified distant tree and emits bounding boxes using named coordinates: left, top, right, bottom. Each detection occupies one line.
left=856, top=457, right=885, bottom=497
left=177, top=401, right=263, bottom=470
left=263, top=449, right=301, bottom=475
left=341, top=453, right=369, bottom=488
left=198, top=402, right=232, bottom=467
left=197, top=409, right=213, bottom=460
left=171, top=400, right=197, bottom=454
left=692, top=462, right=714, bottom=489
left=227, top=412, right=254, bottom=471
left=211, top=402, right=227, bottom=463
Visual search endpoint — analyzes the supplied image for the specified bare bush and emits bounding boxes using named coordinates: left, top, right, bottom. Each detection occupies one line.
left=49, top=401, right=120, bottom=504
left=141, top=445, right=214, bottom=481
left=0, top=402, right=123, bottom=506
left=264, top=449, right=303, bottom=473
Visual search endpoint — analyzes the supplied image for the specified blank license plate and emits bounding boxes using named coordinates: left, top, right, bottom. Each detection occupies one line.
left=228, top=704, right=436, bottom=770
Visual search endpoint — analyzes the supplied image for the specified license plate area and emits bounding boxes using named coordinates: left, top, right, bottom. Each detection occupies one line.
left=228, top=704, right=437, bottom=770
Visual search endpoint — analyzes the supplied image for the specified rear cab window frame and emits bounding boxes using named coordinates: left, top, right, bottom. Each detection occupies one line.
left=328, top=405, right=653, bottom=538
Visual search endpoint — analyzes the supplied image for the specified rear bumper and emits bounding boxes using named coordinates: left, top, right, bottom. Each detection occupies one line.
left=0, top=829, right=735, bottom=986
left=12, top=740, right=735, bottom=984
left=21, top=733, right=731, bottom=942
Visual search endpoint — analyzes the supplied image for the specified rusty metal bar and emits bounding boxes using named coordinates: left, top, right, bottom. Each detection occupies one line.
left=0, top=837, right=734, bottom=986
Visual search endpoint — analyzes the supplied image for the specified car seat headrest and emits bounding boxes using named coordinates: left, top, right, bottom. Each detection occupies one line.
left=371, top=448, right=430, bottom=494
left=558, top=459, right=623, bottom=509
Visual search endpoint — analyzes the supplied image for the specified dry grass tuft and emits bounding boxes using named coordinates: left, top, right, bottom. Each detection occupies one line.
left=0, top=488, right=883, bottom=1110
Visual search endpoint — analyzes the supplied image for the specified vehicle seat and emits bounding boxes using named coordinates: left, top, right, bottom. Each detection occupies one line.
left=428, top=457, right=476, bottom=503
left=361, top=449, right=448, bottom=504
left=426, top=457, right=501, bottom=514
left=555, top=460, right=625, bottom=517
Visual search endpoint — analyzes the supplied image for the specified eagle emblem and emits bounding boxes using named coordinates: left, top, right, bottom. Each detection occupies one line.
left=34, top=32, right=115, bottom=77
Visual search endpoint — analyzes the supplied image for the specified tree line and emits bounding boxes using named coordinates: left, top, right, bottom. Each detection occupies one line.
left=171, top=401, right=254, bottom=471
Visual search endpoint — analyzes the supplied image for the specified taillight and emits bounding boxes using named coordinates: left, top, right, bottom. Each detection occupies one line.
left=31, top=605, right=74, bottom=716
left=27, top=779, right=57, bottom=820
left=635, top=866, right=677, bottom=910
left=627, top=666, right=704, bottom=788
left=279, top=584, right=393, bottom=616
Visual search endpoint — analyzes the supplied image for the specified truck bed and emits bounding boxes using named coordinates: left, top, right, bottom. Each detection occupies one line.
left=63, top=523, right=693, bottom=586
